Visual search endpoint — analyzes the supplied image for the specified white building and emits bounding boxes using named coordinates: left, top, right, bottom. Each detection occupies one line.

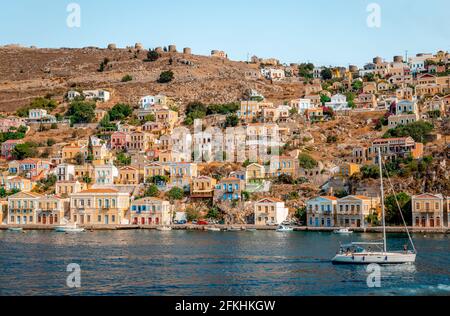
left=261, top=68, right=285, bottom=80
left=93, top=164, right=119, bottom=186
left=325, top=94, right=350, bottom=111
left=53, top=163, right=76, bottom=182
left=306, top=196, right=338, bottom=227
left=83, top=89, right=111, bottom=102
left=395, top=100, right=418, bottom=115
left=291, top=98, right=313, bottom=113
left=254, top=198, right=289, bottom=225
left=67, top=90, right=81, bottom=101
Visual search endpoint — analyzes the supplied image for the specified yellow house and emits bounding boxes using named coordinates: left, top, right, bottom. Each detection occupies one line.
left=144, top=162, right=168, bottom=180
left=56, top=180, right=88, bottom=197
left=155, top=108, right=179, bottom=129
left=74, top=164, right=94, bottom=181
left=336, top=195, right=380, bottom=228
left=70, top=188, right=130, bottom=226
left=36, top=195, right=70, bottom=225
left=190, top=176, right=217, bottom=199
left=245, top=163, right=266, bottom=182
left=412, top=193, right=444, bottom=228
left=117, top=166, right=140, bottom=185
left=62, top=143, right=85, bottom=162
left=338, top=163, right=360, bottom=177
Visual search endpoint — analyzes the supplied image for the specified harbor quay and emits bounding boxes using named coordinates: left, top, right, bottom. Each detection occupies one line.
left=1, top=224, right=448, bottom=234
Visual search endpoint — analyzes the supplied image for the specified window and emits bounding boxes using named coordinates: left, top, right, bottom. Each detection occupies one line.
left=98, top=215, right=101, bottom=222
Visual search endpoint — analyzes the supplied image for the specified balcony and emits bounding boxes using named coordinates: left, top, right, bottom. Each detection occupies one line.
left=191, top=190, right=214, bottom=198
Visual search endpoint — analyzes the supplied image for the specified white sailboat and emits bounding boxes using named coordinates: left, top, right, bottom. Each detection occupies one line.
left=332, top=148, right=417, bottom=265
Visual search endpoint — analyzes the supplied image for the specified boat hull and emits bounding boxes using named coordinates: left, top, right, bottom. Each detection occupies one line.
left=332, top=252, right=416, bottom=264
left=54, top=227, right=85, bottom=233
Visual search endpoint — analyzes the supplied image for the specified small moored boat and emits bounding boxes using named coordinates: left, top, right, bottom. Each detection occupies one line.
left=334, top=228, right=353, bottom=234
left=276, top=225, right=294, bottom=232
left=54, top=224, right=85, bottom=233
left=7, top=227, right=23, bottom=232
left=206, top=227, right=222, bottom=232
left=156, top=226, right=172, bottom=231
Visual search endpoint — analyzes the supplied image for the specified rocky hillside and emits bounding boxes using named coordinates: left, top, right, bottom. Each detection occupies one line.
left=0, top=46, right=303, bottom=112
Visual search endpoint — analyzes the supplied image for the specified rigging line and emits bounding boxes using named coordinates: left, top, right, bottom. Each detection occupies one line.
left=381, top=160, right=417, bottom=254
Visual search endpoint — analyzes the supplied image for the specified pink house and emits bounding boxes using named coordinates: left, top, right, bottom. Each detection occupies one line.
left=1, top=139, right=23, bottom=160
left=110, top=131, right=130, bottom=150
left=0, top=118, right=25, bottom=133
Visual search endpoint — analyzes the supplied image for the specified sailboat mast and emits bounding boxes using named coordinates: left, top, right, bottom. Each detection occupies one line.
left=378, top=148, right=387, bottom=253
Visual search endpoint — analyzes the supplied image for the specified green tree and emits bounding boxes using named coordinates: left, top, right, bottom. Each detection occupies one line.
left=320, top=94, right=331, bottom=105
left=185, top=101, right=208, bottom=125
left=144, top=184, right=160, bottom=197
left=385, top=192, right=412, bottom=225
left=207, top=207, right=222, bottom=220
left=383, top=121, right=434, bottom=143
left=298, top=154, right=318, bottom=169
left=146, top=49, right=160, bottom=62
left=115, top=152, right=131, bottom=166
left=352, top=80, right=363, bottom=91
left=298, top=63, right=314, bottom=78
left=225, top=114, right=239, bottom=127
left=108, top=103, right=133, bottom=121
left=11, top=142, right=38, bottom=160
left=157, top=70, right=174, bottom=83
left=66, top=101, right=96, bottom=124
left=167, top=187, right=185, bottom=201
left=121, top=74, right=133, bottom=82
left=320, top=68, right=332, bottom=80
left=294, top=207, right=307, bottom=225
left=186, top=207, right=200, bottom=222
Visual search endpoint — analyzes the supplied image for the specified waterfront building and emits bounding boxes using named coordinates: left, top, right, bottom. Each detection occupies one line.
left=306, top=196, right=338, bottom=227
left=7, top=191, right=42, bottom=225
left=412, top=193, right=444, bottom=228
left=336, top=195, right=380, bottom=228
left=70, top=188, right=130, bottom=225
left=254, top=198, right=289, bottom=225
left=130, top=197, right=172, bottom=225
left=36, top=195, right=69, bottom=225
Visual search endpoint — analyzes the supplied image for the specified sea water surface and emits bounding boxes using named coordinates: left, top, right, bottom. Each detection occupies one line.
left=0, top=230, right=449, bottom=296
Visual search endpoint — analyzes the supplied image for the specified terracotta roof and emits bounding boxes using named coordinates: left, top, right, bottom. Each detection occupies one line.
left=257, top=198, right=284, bottom=203
left=321, top=196, right=338, bottom=201
left=221, top=177, right=240, bottom=182
left=413, top=193, right=443, bottom=200
left=79, top=189, right=119, bottom=194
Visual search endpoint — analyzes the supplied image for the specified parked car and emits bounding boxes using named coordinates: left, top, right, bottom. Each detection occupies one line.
left=197, top=220, right=208, bottom=225
left=192, top=220, right=198, bottom=225
left=174, top=220, right=187, bottom=225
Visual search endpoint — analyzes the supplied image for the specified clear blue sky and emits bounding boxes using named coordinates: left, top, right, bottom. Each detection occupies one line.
left=1, top=0, right=449, bottom=67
